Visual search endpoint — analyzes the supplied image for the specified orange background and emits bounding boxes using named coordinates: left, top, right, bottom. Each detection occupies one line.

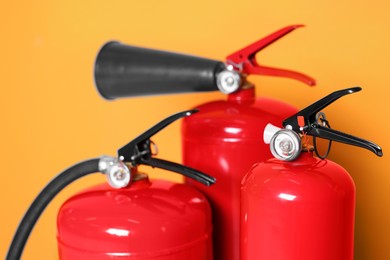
left=1, top=1, right=389, bottom=259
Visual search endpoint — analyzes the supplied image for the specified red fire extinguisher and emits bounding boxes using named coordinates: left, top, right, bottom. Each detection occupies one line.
left=241, top=87, right=382, bottom=260
left=7, top=110, right=215, bottom=260
left=93, top=24, right=315, bottom=260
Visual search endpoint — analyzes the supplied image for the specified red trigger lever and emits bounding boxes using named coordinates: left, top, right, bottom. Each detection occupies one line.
left=226, top=24, right=316, bottom=86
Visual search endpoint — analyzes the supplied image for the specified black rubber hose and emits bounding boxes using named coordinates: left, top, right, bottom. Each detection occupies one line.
left=6, top=158, right=100, bottom=260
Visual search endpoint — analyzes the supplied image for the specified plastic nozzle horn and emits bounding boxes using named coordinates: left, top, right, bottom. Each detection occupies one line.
left=226, top=25, right=316, bottom=86
left=283, top=87, right=383, bottom=157
left=94, top=25, right=315, bottom=99
left=94, top=42, right=226, bottom=99
left=118, top=109, right=216, bottom=186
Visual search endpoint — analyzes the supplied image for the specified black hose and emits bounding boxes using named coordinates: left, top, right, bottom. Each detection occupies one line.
left=6, top=158, right=100, bottom=260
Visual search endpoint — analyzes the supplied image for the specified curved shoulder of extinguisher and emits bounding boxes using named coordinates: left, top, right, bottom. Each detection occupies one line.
left=283, top=87, right=383, bottom=157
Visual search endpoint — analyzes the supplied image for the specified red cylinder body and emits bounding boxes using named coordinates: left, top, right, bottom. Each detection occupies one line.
left=241, top=152, right=356, bottom=260
left=57, top=174, right=213, bottom=259
left=182, top=88, right=298, bottom=260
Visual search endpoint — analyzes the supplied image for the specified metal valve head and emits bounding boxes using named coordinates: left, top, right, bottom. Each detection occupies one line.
left=99, top=156, right=132, bottom=189
left=269, top=129, right=302, bottom=161
left=94, top=25, right=315, bottom=99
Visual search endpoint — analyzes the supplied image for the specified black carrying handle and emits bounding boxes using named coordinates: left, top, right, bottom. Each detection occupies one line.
left=142, top=158, right=215, bottom=186
left=94, top=42, right=226, bottom=99
left=309, top=125, right=382, bottom=156
left=118, top=110, right=197, bottom=162
left=283, top=87, right=362, bottom=130
left=283, top=87, right=383, bottom=157
left=118, top=109, right=216, bottom=186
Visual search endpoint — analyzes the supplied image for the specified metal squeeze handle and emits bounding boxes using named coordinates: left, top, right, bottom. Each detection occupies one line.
left=94, top=42, right=225, bottom=99
left=226, top=25, right=315, bottom=86
left=283, top=87, right=383, bottom=157
left=118, top=109, right=216, bottom=186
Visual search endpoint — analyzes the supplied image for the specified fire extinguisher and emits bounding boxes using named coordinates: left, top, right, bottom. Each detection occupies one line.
left=94, top=24, right=315, bottom=260
left=241, top=87, right=383, bottom=260
left=7, top=110, right=215, bottom=260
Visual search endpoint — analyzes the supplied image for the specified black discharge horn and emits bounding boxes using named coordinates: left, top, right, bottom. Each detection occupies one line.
left=94, top=42, right=227, bottom=99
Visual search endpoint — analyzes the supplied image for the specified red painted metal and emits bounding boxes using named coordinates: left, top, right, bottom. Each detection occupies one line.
left=226, top=25, right=316, bottom=86
left=57, top=172, right=213, bottom=259
left=182, top=88, right=299, bottom=260
left=182, top=25, right=316, bottom=260
left=241, top=152, right=356, bottom=260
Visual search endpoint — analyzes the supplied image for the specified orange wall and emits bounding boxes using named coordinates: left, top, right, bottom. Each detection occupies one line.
left=1, top=1, right=389, bottom=259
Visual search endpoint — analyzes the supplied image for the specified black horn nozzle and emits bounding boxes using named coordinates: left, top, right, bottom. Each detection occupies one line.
left=94, top=42, right=226, bottom=99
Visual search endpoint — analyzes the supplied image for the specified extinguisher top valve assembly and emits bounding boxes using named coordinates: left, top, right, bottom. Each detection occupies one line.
left=115, top=109, right=216, bottom=186
left=94, top=25, right=315, bottom=99
left=264, top=87, right=383, bottom=161
left=6, top=109, right=215, bottom=260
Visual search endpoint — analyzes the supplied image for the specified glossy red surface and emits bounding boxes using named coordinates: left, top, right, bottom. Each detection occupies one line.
left=182, top=88, right=298, bottom=260
left=57, top=175, right=212, bottom=259
left=241, top=152, right=356, bottom=260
